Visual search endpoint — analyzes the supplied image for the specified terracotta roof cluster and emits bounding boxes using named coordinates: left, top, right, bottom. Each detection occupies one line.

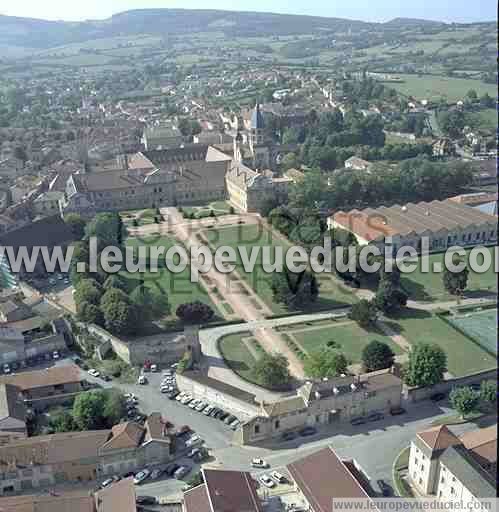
left=416, top=425, right=462, bottom=452
left=459, top=425, right=497, bottom=467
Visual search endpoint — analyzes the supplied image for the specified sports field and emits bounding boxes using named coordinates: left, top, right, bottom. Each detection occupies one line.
left=446, top=307, right=497, bottom=356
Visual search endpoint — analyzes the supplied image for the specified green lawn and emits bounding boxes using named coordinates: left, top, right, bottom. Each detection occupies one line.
left=203, top=224, right=356, bottom=314
left=121, top=235, right=220, bottom=320
left=400, top=248, right=497, bottom=302
left=476, top=109, right=497, bottom=131
left=386, top=308, right=497, bottom=376
left=288, top=320, right=403, bottom=363
left=390, top=74, right=497, bottom=102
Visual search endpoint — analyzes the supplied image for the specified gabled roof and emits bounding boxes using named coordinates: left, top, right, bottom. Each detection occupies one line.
left=0, top=383, right=26, bottom=424
left=0, top=490, right=95, bottom=512
left=94, top=477, right=136, bottom=512
left=417, top=425, right=461, bottom=453
left=100, top=422, right=144, bottom=451
left=143, top=413, right=171, bottom=444
left=459, top=425, right=497, bottom=466
left=287, top=446, right=373, bottom=512
left=202, top=469, right=263, bottom=512
left=0, top=365, right=82, bottom=391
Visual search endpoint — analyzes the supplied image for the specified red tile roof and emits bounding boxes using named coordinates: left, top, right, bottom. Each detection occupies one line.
left=417, top=425, right=461, bottom=452
left=287, top=447, right=373, bottom=512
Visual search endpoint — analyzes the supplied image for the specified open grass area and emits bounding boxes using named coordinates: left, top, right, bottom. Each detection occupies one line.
left=476, top=109, right=497, bottom=131
left=386, top=308, right=497, bottom=377
left=400, top=247, right=497, bottom=302
left=390, top=74, right=497, bottom=102
left=180, top=201, right=233, bottom=219
left=203, top=224, right=356, bottom=314
left=285, top=319, right=403, bottom=363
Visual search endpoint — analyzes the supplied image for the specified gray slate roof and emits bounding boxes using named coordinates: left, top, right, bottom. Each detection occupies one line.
left=440, top=444, right=496, bottom=498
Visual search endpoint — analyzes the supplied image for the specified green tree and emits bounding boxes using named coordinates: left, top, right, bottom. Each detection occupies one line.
left=103, top=274, right=128, bottom=292
left=466, top=89, right=478, bottom=101
left=443, top=265, right=469, bottom=296
left=77, top=301, right=104, bottom=325
left=102, top=389, right=127, bottom=427
left=49, top=408, right=77, bottom=433
left=74, top=279, right=103, bottom=307
left=253, top=353, right=291, bottom=388
left=349, top=299, right=378, bottom=328
left=362, top=340, right=395, bottom=372
left=304, top=348, right=348, bottom=378
left=479, top=380, right=497, bottom=404
left=176, top=301, right=214, bottom=324
left=449, top=386, right=479, bottom=419
left=404, top=343, right=447, bottom=387
left=64, top=213, right=86, bottom=240
left=374, top=278, right=407, bottom=314
left=72, top=391, right=105, bottom=430
left=101, top=287, right=129, bottom=309
left=102, top=299, right=138, bottom=335
left=280, top=152, right=299, bottom=170
left=270, top=268, right=319, bottom=310
left=85, top=212, right=122, bottom=248
left=130, top=284, right=170, bottom=321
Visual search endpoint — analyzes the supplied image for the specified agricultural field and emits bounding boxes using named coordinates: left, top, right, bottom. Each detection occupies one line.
left=389, top=74, right=497, bottom=102
left=203, top=224, right=357, bottom=314
left=386, top=308, right=497, bottom=377
left=400, top=247, right=497, bottom=302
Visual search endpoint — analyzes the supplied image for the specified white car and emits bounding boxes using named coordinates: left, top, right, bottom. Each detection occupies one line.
left=88, top=369, right=100, bottom=377
left=162, top=370, right=172, bottom=377
left=259, top=475, right=275, bottom=488
left=124, top=393, right=136, bottom=400
left=203, top=405, right=214, bottom=416
left=185, top=434, right=202, bottom=448
left=175, top=392, right=186, bottom=402
left=160, top=386, right=170, bottom=393
left=181, top=395, right=193, bottom=405
left=195, top=401, right=207, bottom=412
left=137, top=375, right=147, bottom=385
left=133, top=469, right=150, bottom=485
left=150, top=364, right=158, bottom=372
left=3, top=364, right=11, bottom=374
left=251, top=458, right=269, bottom=469
left=100, top=478, right=114, bottom=488
left=271, top=471, right=286, bottom=484
left=52, top=351, right=60, bottom=360
left=188, top=399, right=200, bottom=409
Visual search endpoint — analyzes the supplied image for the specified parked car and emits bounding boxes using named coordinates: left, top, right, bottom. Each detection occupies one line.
left=101, top=374, right=112, bottom=382
left=377, top=479, right=392, bottom=497
left=218, top=411, right=229, bottom=421
left=163, top=370, right=173, bottom=377
left=203, top=405, right=215, bottom=416
left=390, top=406, right=406, bottom=416
left=133, top=469, right=150, bottom=485
left=136, top=496, right=157, bottom=505
left=350, top=417, right=366, bottom=426
left=165, top=464, right=180, bottom=477
left=175, top=392, right=187, bottom=401
left=259, top=475, right=275, bottom=488
left=188, top=399, right=200, bottom=409
left=150, top=468, right=163, bottom=480
left=185, top=434, right=202, bottom=448
left=281, top=431, right=297, bottom=441
left=271, top=471, right=287, bottom=484
left=167, top=391, right=179, bottom=400
left=251, top=458, right=269, bottom=468
left=137, top=375, right=147, bottom=385
left=174, top=465, right=191, bottom=479
left=230, top=419, right=240, bottom=430
left=187, top=448, right=201, bottom=458
left=150, top=364, right=159, bottom=372
left=430, top=392, right=446, bottom=402
left=210, top=407, right=220, bottom=417
left=160, top=386, right=170, bottom=393
left=224, top=414, right=237, bottom=425
left=195, top=401, right=207, bottom=412
left=299, top=426, right=317, bottom=436
left=88, top=369, right=100, bottom=377
left=3, top=364, right=10, bottom=374
left=100, top=478, right=115, bottom=488
left=367, top=412, right=385, bottom=422
left=52, top=351, right=60, bottom=360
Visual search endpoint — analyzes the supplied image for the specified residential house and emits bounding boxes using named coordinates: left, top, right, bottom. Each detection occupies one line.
left=0, top=413, right=173, bottom=495
left=408, top=424, right=496, bottom=503
left=344, top=156, right=373, bottom=171
left=33, top=190, right=64, bottom=216
left=0, top=364, right=86, bottom=411
left=0, top=476, right=137, bottom=511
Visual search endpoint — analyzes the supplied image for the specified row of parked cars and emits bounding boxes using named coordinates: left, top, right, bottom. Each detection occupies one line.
left=250, top=459, right=288, bottom=489
left=350, top=407, right=406, bottom=426
left=174, top=391, right=241, bottom=430
left=2, top=351, right=62, bottom=374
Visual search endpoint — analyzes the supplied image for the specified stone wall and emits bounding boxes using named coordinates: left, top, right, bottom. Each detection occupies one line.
left=406, top=368, right=497, bottom=402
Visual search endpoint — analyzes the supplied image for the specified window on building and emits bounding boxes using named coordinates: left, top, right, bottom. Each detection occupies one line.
left=451, top=487, right=455, bottom=495
left=441, top=477, right=445, bottom=484
left=415, top=458, right=418, bottom=465
left=274, top=420, right=280, bottom=429
left=254, top=425, right=260, bottom=434
left=419, top=478, right=422, bottom=485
